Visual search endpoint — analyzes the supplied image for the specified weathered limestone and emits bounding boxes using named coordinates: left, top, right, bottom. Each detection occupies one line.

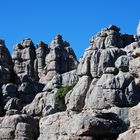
left=12, top=39, right=36, bottom=80
left=38, top=111, right=126, bottom=140
left=0, top=24, right=139, bottom=140
left=0, top=113, right=38, bottom=140
left=35, top=41, right=49, bottom=78
left=65, top=75, right=91, bottom=111
left=0, top=39, right=13, bottom=84
left=137, top=20, right=140, bottom=36
left=117, top=103, right=140, bottom=140
left=40, top=35, right=78, bottom=83
left=22, top=89, right=58, bottom=117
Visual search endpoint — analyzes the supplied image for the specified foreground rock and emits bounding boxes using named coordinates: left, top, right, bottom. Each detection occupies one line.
left=38, top=111, right=126, bottom=140
left=117, top=103, right=140, bottom=140
left=0, top=23, right=140, bottom=140
left=0, top=111, right=38, bottom=140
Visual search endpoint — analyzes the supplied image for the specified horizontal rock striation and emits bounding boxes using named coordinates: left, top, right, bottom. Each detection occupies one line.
left=0, top=22, right=140, bottom=140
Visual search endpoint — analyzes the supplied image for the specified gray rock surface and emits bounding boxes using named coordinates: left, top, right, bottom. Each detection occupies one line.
left=0, top=113, right=38, bottom=140
left=0, top=24, right=139, bottom=140
left=65, top=75, right=91, bottom=111
left=38, top=111, right=126, bottom=140
left=0, top=39, right=13, bottom=84
left=22, top=90, right=57, bottom=117
left=137, top=21, right=140, bottom=36
left=40, top=35, right=78, bottom=83
left=12, top=39, right=36, bottom=80
left=117, top=103, right=140, bottom=140
left=35, top=41, right=49, bottom=78
left=4, top=98, right=22, bottom=111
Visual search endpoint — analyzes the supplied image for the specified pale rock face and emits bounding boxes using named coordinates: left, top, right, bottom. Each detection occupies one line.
left=65, top=75, right=91, bottom=111
left=117, top=103, right=140, bottom=140
left=0, top=114, right=38, bottom=140
left=38, top=111, right=126, bottom=140
left=35, top=41, right=49, bottom=78
left=22, top=89, right=58, bottom=117
left=39, top=35, right=78, bottom=84
left=129, top=57, right=140, bottom=78
left=12, top=39, right=36, bottom=80
left=0, top=24, right=140, bottom=140
left=137, top=21, right=140, bottom=36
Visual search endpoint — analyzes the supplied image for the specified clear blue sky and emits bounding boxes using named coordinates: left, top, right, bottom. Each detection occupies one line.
left=0, top=0, right=140, bottom=59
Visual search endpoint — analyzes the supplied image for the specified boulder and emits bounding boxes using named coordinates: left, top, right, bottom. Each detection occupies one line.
left=22, top=90, right=58, bottom=117
left=61, top=70, right=78, bottom=86
left=115, top=55, right=129, bottom=71
left=38, top=111, right=126, bottom=140
left=129, top=57, right=140, bottom=78
left=4, top=98, right=22, bottom=111
left=77, top=49, right=93, bottom=76
left=17, top=81, right=44, bottom=104
left=0, top=114, right=38, bottom=140
left=117, top=103, right=140, bottom=140
left=65, top=76, right=91, bottom=111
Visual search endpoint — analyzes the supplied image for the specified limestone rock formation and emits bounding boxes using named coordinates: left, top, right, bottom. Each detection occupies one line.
left=0, top=23, right=140, bottom=140
left=12, top=38, right=36, bottom=80
left=40, top=34, right=78, bottom=83
left=0, top=39, right=13, bottom=84
left=117, top=103, right=140, bottom=140
left=35, top=41, right=49, bottom=78
left=137, top=20, right=140, bottom=36
left=38, top=111, right=126, bottom=140
left=38, top=25, right=140, bottom=140
left=0, top=113, right=38, bottom=140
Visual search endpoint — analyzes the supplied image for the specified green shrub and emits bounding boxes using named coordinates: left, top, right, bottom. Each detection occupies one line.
left=55, top=82, right=77, bottom=111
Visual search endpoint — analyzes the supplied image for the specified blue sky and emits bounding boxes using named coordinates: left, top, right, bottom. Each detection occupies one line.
left=0, top=0, right=140, bottom=59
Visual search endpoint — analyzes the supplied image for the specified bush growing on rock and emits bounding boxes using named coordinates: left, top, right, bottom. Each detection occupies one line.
left=55, top=82, right=77, bottom=110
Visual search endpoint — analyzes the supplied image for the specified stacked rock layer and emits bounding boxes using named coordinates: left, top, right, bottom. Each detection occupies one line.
left=0, top=23, right=140, bottom=140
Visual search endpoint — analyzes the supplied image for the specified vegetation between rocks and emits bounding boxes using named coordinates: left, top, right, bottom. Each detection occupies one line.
left=55, top=82, right=77, bottom=110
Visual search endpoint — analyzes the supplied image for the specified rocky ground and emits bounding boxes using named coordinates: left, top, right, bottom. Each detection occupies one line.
left=0, top=23, right=140, bottom=140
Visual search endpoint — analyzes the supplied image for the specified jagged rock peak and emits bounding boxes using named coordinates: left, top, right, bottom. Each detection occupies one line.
left=0, top=39, right=5, bottom=46
left=107, top=25, right=120, bottom=32
left=137, top=20, right=140, bottom=36
left=89, top=24, right=134, bottom=50
left=0, top=39, right=13, bottom=84
left=39, top=34, right=78, bottom=83
left=21, top=38, right=35, bottom=49
left=50, top=34, right=70, bottom=48
left=12, top=38, right=36, bottom=80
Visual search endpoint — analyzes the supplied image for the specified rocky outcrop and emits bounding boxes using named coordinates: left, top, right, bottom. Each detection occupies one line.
left=22, top=89, right=57, bottom=117
left=137, top=21, right=140, bottom=36
left=12, top=39, right=36, bottom=80
left=35, top=41, right=49, bottom=78
left=38, top=24, right=140, bottom=140
left=0, top=112, right=38, bottom=140
left=117, top=103, right=140, bottom=140
left=65, top=75, right=91, bottom=111
left=40, top=34, right=78, bottom=83
left=38, top=111, right=126, bottom=140
left=0, top=23, right=140, bottom=140
left=0, top=39, right=13, bottom=84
